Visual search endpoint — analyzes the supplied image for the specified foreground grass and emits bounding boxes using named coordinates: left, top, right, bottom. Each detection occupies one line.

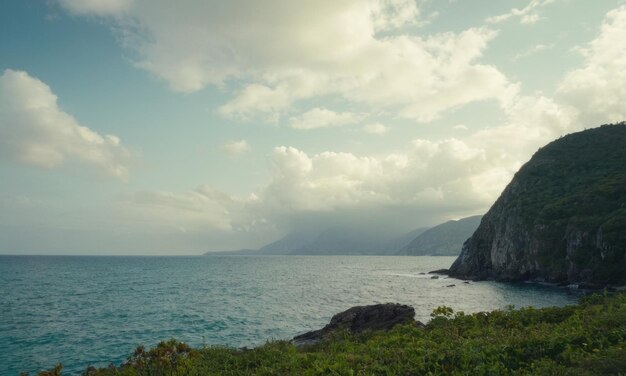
left=36, top=293, right=625, bottom=375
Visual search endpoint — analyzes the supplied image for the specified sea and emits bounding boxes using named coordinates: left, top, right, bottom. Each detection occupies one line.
left=0, top=255, right=582, bottom=375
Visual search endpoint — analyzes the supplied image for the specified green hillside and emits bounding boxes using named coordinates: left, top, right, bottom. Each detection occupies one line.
left=450, top=123, right=626, bottom=286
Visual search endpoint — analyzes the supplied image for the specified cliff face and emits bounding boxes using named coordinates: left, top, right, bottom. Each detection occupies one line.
left=449, top=123, right=626, bottom=286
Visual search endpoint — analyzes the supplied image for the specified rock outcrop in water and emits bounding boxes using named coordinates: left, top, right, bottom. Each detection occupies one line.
left=293, top=303, right=417, bottom=346
left=449, top=123, right=626, bottom=287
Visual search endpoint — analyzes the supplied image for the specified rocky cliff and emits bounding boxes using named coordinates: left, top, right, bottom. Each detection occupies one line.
left=449, top=123, right=626, bottom=287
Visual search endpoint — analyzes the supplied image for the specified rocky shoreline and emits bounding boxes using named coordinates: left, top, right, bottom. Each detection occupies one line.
left=435, top=267, right=626, bottom=292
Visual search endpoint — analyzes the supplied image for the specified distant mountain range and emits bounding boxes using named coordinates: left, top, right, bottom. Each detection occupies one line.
left=204, top=215, right=481, bottom=256
left=257, top=227, right=428, bottom=256
left=399, top=215, right=482, bottom=256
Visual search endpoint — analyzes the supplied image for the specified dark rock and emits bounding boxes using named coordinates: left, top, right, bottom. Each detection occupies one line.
left=463, top=281, right=470, bottom=284
left=428, top=269, right=449, bottom=275
left=446, top=284, right=455, bottom=287
left=293, top=303, right=416, bottom=346
left=430, top=276, right=439, bottom=279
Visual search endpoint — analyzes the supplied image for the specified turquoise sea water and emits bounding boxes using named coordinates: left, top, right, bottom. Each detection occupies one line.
left=0, top=255, right=581, bottom=375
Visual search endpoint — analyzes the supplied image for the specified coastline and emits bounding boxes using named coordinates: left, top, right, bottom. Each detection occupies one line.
left=32, top=292, right=626, bottom=375
left=0, top=256, right=585, bottom=375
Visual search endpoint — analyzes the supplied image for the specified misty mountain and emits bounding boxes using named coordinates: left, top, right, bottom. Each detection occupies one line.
left=399, top=215, right=482, bottom=256
left=205, top=216, right=483, bottom=256
left=385, top=227, right=429, bottom=252
left=257, top=230, right=321, bottom=255
left=293, top=228, right=424, bottom=255
left=254, top=227, right=427, bottom=256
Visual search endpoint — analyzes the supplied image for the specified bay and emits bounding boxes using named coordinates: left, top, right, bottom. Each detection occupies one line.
left=0, top=255, right=580, bottom=375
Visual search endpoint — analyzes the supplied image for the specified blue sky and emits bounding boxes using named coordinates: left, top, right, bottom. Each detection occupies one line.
left=1, top=0, right=625, bottom=254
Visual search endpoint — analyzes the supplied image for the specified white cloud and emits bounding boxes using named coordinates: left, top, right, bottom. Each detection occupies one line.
left=218, top=84, right=290, bottom=122
left=290, top=108, right=363, bottom=130
left=261, top=94, right=584, bottom=218
left=0, top=69, right=130, bottom=180
left=118, top=84, right=595, bottom=251
left=124, top=186, right=240, bottom=231
left=128, top=141, right=490, bottom=235
left=512, top=43, right=554, bottom=61
left=58, top=0, right=133, bottom=16
left=57, top=0, right=518, bottom=123
left=344, top=27, right=518, bottom=122
left=520, top=13, right=541, bottom=24
left=36, top=1, right=626, bottom=253
left=486, top=0, right=554, bottom=25
left=557, top=5, right=626, bottom=125
left=128, top=85, right=588, bottom=238
left=468, top=95, right=579, bottom=168
left=221, top=140, right=250, bottom=156
left=370, top=0, right=420, bottom=32
left=364, top=123, right=389, bottom=134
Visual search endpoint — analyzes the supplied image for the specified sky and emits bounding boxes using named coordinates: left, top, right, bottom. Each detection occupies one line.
left=1, top=0, right=625, bottom=255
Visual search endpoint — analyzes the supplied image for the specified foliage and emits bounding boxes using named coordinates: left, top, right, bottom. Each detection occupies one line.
left=32, top=293, right=626, bottom=375
left=503, top=123, right=626, bottom=284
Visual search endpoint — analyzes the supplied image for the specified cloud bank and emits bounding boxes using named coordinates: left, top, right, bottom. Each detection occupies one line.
left=0, top=69, right=130, bottom=180
left=557, top=5, right=626, bottom=125
left=56, top=0, right=518, bottom=125
left=290, top=108, right=363, bottom=130
left=38, top=2, right=626, bottom=252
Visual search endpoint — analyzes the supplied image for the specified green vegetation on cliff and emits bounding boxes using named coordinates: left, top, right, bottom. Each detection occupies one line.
left=35, top=293, right=626, bottom=375
left=450, top=123, right=626, bottom=285
left=522, top=124, right=626, bottom=284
